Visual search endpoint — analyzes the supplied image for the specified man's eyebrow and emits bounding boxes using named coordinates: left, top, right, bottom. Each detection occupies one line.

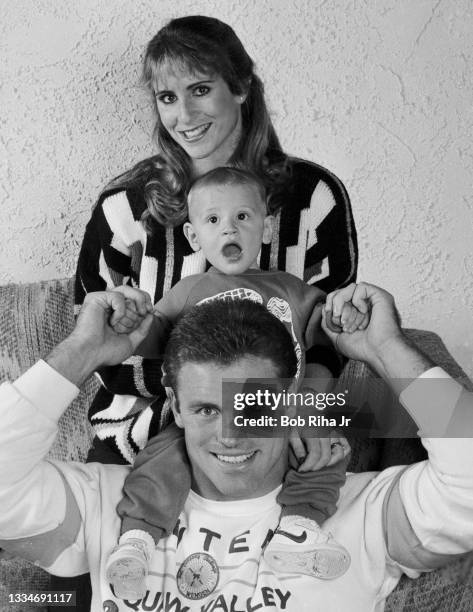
left=155, top=79, right=215, bottom=95
left=186, top=401, right=220, bottom=411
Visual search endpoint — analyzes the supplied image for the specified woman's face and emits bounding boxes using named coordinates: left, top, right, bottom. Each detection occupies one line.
left=155, top=62, right=246, bottom=175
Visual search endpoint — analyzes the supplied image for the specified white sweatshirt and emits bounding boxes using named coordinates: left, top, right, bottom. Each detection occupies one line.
left=0, top=361, right=472, bottom=612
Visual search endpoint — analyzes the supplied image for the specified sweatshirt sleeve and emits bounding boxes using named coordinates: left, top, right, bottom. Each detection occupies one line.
left=381, top=369, right=473, bottom=572
left=0, top=362, right=89, bottom=572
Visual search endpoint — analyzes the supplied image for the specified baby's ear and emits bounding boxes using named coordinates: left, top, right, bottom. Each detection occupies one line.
left=183, top=222, right=201, bottom=252
left=262, top=215, right=273, bottom=245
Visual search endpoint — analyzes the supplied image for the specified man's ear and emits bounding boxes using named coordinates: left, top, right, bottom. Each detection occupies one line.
left=183, top=222, right=201, bottom=252
left=164, top=386, right=183, bottom=428
left=262, top=215, right=273, bottom=245
left=285, top=378, right=298, bottom=418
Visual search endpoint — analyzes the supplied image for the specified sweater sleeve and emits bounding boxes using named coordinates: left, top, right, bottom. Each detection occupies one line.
left=75, top=193, right=131, bottom=302
left=75, top=189, right=164, bottom=391
left=74, top=191, right=165, bottom=460
left=276, top=160, right=358, bottom=294
left=304, top=165, right=357, bottom=293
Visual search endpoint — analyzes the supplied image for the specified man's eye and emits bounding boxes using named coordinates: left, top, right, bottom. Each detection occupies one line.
left=194, top=85, right=210, bottom=96
left=208, top=216, right=218, bottom=224
left=199, top=407, right=218, bottom=417
left=157, top=93, right=176, bottom=104
left=237, top=212, right=249, bottom=221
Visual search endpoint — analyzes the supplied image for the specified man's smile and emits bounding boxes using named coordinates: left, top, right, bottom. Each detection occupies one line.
left=214, top=450, right=257, bottom=464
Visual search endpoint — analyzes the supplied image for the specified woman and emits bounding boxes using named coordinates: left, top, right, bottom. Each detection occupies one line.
left=75, top=15, right=358, bottom=465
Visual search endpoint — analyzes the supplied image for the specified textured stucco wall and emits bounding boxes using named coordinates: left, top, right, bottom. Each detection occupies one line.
left=1, top=0, right=472, bottom=380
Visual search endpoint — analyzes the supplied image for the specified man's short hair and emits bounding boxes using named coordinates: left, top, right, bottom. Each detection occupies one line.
left=187, top=167, right=267, bottom=210
left=162, top=299, right=297, bottom=391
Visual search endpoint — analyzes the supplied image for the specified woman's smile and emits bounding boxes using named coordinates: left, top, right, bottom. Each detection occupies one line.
left=178, top=123, right=212, bottom=142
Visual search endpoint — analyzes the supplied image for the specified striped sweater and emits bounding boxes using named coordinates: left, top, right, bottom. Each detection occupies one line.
left=74, top=158, right=358, bottom=462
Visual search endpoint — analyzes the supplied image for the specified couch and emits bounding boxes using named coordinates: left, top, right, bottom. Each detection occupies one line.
left=0, top=278, right=472, bottom=611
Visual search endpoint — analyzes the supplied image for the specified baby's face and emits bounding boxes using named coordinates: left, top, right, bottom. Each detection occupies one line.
left=184, top=182, right=272, bottom=274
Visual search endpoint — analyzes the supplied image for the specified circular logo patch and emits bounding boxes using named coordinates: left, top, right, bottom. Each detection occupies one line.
left=177, top=552, right=219, bottom=600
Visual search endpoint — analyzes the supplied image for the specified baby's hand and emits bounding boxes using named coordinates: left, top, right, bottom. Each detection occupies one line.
left=325, top=284, right=370, bottom=333
left=110, top=297, right=149, bottom=334
left=290, top=430, right=351, bottom=472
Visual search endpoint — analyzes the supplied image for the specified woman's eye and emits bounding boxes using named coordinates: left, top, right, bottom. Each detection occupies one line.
left=194, top=85, right=210, bottom=96
left=157, top=93, right=176, bottom=105
left=208, top=216, right=218, bottom=224
left=237, top=213, right=249, bottom=221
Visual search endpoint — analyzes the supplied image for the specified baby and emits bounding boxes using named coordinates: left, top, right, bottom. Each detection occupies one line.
left=106, top=167, right=368, bottom=600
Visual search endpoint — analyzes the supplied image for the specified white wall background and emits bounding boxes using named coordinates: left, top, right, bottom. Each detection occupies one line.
left=1, top=0, right=472, bottom=380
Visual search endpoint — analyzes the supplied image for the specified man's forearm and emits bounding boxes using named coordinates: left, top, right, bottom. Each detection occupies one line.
left=369, top=333, right=434, bottom=396
left=45, top=335, right=99, bottom=387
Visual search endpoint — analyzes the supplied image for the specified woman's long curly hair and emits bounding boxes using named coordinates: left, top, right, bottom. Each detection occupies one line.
left=105, top=16, right=289, bottom=230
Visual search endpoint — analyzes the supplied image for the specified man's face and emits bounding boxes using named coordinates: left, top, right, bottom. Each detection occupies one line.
left=172, top=356, right=288, bottom=501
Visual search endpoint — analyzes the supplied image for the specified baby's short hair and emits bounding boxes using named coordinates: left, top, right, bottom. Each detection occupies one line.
left=187, top=167, right=267, bottom=210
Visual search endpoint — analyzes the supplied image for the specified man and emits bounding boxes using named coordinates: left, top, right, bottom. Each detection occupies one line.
left=1, top=283, right=472, bottom=611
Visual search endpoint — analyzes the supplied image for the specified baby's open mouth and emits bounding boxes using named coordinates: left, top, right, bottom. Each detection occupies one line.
left=222, top=243, right=242, bottom=260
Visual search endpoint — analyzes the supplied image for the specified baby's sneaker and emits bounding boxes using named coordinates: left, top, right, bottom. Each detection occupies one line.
left=106, top=531, right=154, bottom=600
left=264, top=515, right=350, bottom=580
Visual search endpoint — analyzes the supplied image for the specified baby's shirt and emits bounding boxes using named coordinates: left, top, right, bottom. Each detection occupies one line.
left=146, top=267, right=341, bottom=381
